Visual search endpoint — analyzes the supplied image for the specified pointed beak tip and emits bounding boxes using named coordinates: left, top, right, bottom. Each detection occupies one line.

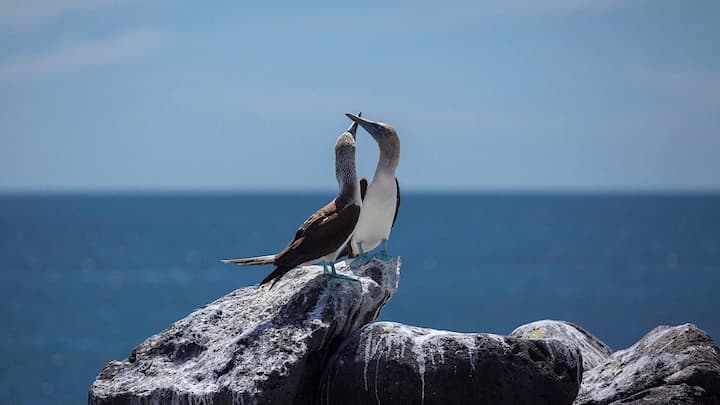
left=345, top=112, right=361, bottom=138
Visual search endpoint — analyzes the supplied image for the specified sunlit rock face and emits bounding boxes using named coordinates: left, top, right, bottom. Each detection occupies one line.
left=320, top=321, right=583, bottom=405
left=511, top=320, right=613, bottom=371
left=573, top=323, right=720, bottom=405
left=89, top=258, right=401, bottom=405
left=89, top=255, right=720, bottom=405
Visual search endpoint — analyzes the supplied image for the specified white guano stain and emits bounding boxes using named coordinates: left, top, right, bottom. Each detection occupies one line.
left=90, top=259, right=403, bottom=404
left=359, top=323, right=500, bottom=405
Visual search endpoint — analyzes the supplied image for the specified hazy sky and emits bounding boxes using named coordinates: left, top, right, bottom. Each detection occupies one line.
left=1, top=0, right=718, bottom=192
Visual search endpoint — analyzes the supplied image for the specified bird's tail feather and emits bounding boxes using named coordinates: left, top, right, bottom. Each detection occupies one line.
left=221, top=255, right=276, bottom=266
left=261, top=265, right=293, bottom=288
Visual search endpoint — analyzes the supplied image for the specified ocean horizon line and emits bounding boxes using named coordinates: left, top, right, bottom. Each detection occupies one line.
left=1, top=188, right=719, bottom=197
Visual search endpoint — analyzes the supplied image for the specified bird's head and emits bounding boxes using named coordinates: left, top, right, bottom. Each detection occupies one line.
left=345, top=112, right=362, bottom=140
left=345, top=113, right=397, bottom=142
left=345, top=113, right=400, bottom=169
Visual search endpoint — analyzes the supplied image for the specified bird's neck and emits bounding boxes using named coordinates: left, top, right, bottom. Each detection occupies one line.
left=373, top=144, right=399, bottom=180
left=337, top=167, right=360, bottom=204
left=338, top=183, right=360, bottom=206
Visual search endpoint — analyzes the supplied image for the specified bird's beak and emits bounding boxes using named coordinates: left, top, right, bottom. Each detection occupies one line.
left=346, top=112, right=362, bottom=139
left=345, top=112, right=385, bottom=139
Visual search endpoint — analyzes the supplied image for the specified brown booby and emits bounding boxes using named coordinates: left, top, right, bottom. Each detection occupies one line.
left=222, top=120, right=362, bottom=287
left=342, top=113, right=400, bottom=267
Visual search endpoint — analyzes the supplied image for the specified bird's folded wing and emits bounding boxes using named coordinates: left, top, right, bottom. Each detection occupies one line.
left=393, top=177, right=400, bottom=227
left=360, top=177, right=368, bottom=201
left=291, top=200, right=336, bottom=242
left=275, top=201, right=361, bottom=269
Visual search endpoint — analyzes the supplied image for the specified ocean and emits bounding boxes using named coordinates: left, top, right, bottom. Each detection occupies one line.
left=1, top=193, right=719, bottom=404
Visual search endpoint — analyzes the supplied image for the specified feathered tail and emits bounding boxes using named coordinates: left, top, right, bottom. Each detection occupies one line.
left=260, top=265, right=293, bottom=288
left=221, top=255, right=275, bottom=266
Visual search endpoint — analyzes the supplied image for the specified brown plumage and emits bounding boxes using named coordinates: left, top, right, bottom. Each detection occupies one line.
left=257, top=197, right=360, bottom=286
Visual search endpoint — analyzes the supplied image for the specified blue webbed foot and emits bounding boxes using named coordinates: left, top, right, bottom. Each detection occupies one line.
left=349, top=241, right=371, bottom=269
left=329, top=262, right=359, bottom=281
left=349, top=253, right=373, bottom=269
left=321, top=261, right=331, bottom=274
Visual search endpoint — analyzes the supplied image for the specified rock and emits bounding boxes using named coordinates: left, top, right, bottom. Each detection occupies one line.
left=607, top=384, right=714, bottom=404
left=320, top=321, right=583, bottom=405
left=511, top=320, right=612, bottom=370
left=89, top=258, right=401, bottom=405
left=573, top=323, right=720, bottom=405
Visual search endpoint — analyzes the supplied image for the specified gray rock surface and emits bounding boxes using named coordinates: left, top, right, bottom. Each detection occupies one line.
left=573, top=323, right=720, bottom=405
left=320, top=321, right=583, bottom=405
left=89, top=258, right=401, bottom=405
left=511, top=320, right=612, bottom=370
left=606, top=383, right=715, bottom=404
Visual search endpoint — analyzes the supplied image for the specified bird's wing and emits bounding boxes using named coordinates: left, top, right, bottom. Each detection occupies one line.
left=264, top=200, right=361, bottom=284
left=290, top=199, right=335, bottom=242
left=360, top=177, right=368, bottom=201
left=392, top=177, right=400, bottom=227
left=224, top=200, right=332, bottom=267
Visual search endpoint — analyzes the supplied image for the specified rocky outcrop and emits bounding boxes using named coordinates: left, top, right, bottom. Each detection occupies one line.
left=89, top=258, right=401, bottom=405
left=89, top=253, right=720, bottom=405
left=512, top=321, right=720, bottom=404
left=320, top=321, right=583, bottom=405
left=573, top=323, right=720, bottom=405
left=511, top=320, right=612, bottom=370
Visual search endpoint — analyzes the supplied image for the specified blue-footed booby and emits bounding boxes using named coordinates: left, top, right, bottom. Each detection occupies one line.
left=222, top=120, right=362, bottom=287
left=342, top=113, right=400, bottom=267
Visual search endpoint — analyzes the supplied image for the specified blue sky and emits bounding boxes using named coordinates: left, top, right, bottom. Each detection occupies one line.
left=1, top=0, right=718, bottom=192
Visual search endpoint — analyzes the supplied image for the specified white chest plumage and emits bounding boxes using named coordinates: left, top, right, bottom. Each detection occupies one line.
left=351, top=172, right=397, bottom=252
